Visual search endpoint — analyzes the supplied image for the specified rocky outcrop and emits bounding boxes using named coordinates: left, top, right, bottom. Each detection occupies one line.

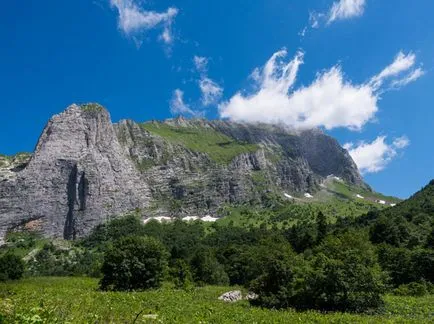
left=218, top=290, right=243, bottom=302
left=0, top=104, right=149, bottom=243
left=0, top=104, right=365, bottom=242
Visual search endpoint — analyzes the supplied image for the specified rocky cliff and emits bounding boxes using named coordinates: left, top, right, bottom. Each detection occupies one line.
left=0, top=104, right=364, bottom=242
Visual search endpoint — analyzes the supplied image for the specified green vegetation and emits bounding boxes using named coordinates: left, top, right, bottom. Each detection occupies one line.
left=141, top=122, right=259, bottom=164
left=0, top=152, right=31, bottom=167
left=0, top=277, right=433, bottom=323
left=328, top=179, right=401, bottom=203
left=0, top=253, right=24, bottom=281
left=217, top=198, right=383, bottom=230
left=0, top=180, right=433, bottom=321
left=100, top=236, right=169, bottom=291
left=80, top=103, right=105, bottom=113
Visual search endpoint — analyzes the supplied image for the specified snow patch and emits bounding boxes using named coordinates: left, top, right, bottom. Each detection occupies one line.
left=356, top=194, right=364, bottom=199
left=182, top=216, right=199, bottom=222
left=284, top=193, right=293, bottom=199
left=304, top=193, right=313, bottom=198
left=390, top=203, right=397, bottom=207
left=376, top=200, right=386, bottom=205
left=201, top=215, right=218, bottom=222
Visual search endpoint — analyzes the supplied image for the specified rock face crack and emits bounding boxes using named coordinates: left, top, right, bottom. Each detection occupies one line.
left=64, top=164, right=78, bottom=240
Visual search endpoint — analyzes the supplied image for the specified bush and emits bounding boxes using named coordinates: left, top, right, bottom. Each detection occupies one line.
left=100, top=236, right=169, bottom=291
left=190, top=247, right=229, bottom=286
left=169, top=259, right=193, bottom=289
left=0, top=253, right=25, bottom=281
left=250, top=248, right=307, bottom=309
left=394, top=282, right=429, bottom=296
left=27, top=243, right=103, bottom=277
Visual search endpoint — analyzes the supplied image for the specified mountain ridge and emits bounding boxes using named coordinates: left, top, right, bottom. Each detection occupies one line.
left=0, top=103, right=377, bottom=242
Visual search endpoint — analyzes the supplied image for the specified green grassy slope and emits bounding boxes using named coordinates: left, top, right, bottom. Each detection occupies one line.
left=326, top=179, right=402, bottom=204
left=1, top=277, right=433, bottom=323
left=217, top=198, right=386, bottom=230
left=380, top=180, right=434, bottom=218
left=141, top=122, right=259, bottom=164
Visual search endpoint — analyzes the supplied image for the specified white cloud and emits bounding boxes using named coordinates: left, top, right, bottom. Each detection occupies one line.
left=193, top=56, right=223, bottom=106
left=390, top=68, right=425, bottom=89
left=369, top=52, right=423, bottom=90
left=345, top=136, right=409, bottom=174
left=219, top=49, right=424, bottom=131
left=309, top=12, right=322, bottom=28
left=170, top=89, right=202, bottom=117
left=393, top=136, right=410, bottom=149
left=328, top=0, right=366, bottom=24
left=110, top=0, right=178, bottom=44
left=308, top=0, right=365, bottom=29
left=199, top=77, right=223, bottom=106
left=193, top=56, right=209, bottom=73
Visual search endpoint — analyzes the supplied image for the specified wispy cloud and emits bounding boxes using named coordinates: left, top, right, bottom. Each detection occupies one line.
left=199, top=78, right=223, bottom=106
left=193, top=56, right=223, bottom=106
left=328, top=0, right=366, bottom=24
left=344, top=136, right=410, bottom=174
left=369, top=51, right=424, bottom=91
left=219, top=48, right=424, bottom=131
left=309, top=0, right=366, bottom=29
left=170, top=89, right=202, bottom=117
left=110, top=0, right=178, bottom=45
left=193, top=56, right=209, bottom=73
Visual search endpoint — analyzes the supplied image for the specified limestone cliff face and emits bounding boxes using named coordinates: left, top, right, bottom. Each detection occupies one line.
left=114, top=118, right=364, bottom=216
left=0, top=104, right=149, bottom=243
left=0, top=104, right=364, bottom=242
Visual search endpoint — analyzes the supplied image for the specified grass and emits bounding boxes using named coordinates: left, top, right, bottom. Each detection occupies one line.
left=80, top=103, right=105, bottom=113
left=141, top=122, right=259, bottom=164
left=0, top=277, right=433, bottom=323
left=328, top=180, right=401, bottom=203
left=217, top=198, right=384, bottom=230
left=0, top=153, right=31, bottom=169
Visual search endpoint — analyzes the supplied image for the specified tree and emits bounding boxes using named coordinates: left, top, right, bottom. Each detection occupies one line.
left=169, top=259, right=193, bottom=289
left=100, top=236, right=169, bottom=291
left=82, top=215, right=145, bottom=248
left=190, top=247, right=229, bottom=285
left=249, top=247, right=307, bottom=309
left=251, top=231, right=386, bottom=312
left=316, top=211, right=328, bottom=243
left=306, top=231, right=386, bottom=312
left=0, top=253, right=25, bottom=281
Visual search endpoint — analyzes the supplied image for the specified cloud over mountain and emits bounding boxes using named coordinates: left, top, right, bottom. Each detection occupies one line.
left=219, top=48, right=423, bottom=131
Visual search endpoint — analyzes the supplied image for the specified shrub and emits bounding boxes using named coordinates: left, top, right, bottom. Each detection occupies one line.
left=394, top=282, right=429, bottom=296
left=27, top=243, right=103, bottom=277
left=0, top=253, right=25, bottom=281
left=169, top=259, right=193, bottom=289
left=100, top=236, right=169, bottom=291
left=190, top=247, right=229, bottom=286
left=250, top=248, right=308, bottom=309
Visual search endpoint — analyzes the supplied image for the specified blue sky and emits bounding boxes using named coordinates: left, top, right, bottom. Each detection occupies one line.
left=0, top=0, right=433, bottom=198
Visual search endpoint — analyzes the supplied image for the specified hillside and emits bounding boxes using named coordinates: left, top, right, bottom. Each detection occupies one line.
left=356, top=179, right=434, bottom=247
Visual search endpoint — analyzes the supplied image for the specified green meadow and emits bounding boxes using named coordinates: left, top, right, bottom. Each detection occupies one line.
left=1, top=277, right=433, bottom=323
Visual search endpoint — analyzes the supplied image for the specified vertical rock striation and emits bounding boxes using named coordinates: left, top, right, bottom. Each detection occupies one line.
left=0, top=104, right=149, bottom=243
